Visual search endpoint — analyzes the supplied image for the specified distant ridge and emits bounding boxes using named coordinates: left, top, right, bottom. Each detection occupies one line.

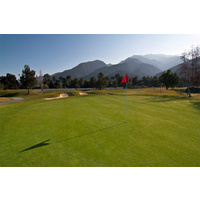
left=83, top=58, right=161, bottom=80
left=51, top=60, right=107, bottom=79
left=129, top=54, right=182, bottom=71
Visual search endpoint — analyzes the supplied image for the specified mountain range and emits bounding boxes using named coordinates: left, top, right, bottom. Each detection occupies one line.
left=52, top=60, right=107, bottom=80
left=123, top=54, right=182, bottom=71
left=83, top=58, right=161, bottom=80
left=51, top=54, right=183, bottom=80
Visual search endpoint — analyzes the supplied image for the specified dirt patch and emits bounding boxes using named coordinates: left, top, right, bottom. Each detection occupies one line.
left=0, top=97, right=12, bottom=103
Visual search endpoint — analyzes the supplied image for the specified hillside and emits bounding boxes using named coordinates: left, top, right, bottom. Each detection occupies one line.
left=129, top=54, right=182, bottom=71
left=51, top=60, right=107, bottom=79
left=83, top=58, right=161, bottom=80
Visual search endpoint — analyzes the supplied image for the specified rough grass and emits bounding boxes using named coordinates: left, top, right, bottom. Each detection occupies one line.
left=0, top=97, right=12, bottom=102
left=0, top=88, right=199, bottom=166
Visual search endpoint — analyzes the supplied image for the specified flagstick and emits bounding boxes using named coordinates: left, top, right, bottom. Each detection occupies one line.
left=120, top=74, right=128, bottom=123
left=125, top=80, right=127, bottom=123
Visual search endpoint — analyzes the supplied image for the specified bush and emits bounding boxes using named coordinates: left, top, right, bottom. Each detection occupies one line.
left=0, top=83, right=5, bottom=90
left=185, top=87, right=200, bottom=93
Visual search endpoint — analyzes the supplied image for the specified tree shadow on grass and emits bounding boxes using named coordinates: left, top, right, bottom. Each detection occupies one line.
left=191, top=101, right=200, bottom=111
left=55, top=122, right=126, bottom=143
left=146, top=96, right=187, bottom=103
left=0, top=93, right=19, bottom=97
left=20, top=139, right=50, bottom=153
left=20, top=122, right=126, bottom=153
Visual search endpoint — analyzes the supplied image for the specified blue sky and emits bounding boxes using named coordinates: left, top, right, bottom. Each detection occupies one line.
left=0, top=34, right=200, bottom=78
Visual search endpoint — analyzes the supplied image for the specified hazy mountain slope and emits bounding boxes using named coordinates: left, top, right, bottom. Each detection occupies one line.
left=51, top=60, right=107, bottom=79
left=130, top=54, right=182, bottom=71
left=120, top=56, right=162, bottom=68
left=83, top=58, right=161, bottom=80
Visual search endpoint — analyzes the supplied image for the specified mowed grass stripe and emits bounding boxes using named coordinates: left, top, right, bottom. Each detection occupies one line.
left=0, top=94, right=200, bottom=166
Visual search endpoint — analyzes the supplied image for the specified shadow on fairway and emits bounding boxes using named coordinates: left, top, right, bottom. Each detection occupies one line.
left=147, top=96, right=186, bottom=103
left=192, top=101, right=200, bottom=111
left=20, top=122, right=126, bottom=152
left=55, top=122, right=126, bottom=143
left=20, top=139, right=50, bottom=153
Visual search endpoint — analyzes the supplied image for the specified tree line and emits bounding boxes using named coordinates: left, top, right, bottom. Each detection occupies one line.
left=0, top=66, right=180, bottom=92
left=0, top=66, right=195, bottom=93
left=42, top=73, right=162, bottom=89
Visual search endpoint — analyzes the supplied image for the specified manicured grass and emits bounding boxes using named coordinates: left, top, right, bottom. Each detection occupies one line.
left=0, top=89, right=199, bottom=166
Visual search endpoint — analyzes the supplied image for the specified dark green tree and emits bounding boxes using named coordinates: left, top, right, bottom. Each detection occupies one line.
left=62, top=78, right=67, bottom=88
left=96, top=72, right=108, bottom=90
left=159, top=70, right=180, bottom=90
left=55, top=81, right=62, bottom=88
left=71, top=78, right=80, bottom=90
left=152, top=76, right=159, bottom=87
left=0, top=82, right=5, bottom=90
left=109, top=76, right=115, bottom=87
left=84, top=80, right=90, bottom=88
left=43, top=73, right=51, bottom=86
left=113, top=79, right=118, bottom=88
left=52, top=76, right=57, bottom=85
left=59, top=76, right=64, bottom=85
left=90, top=77, right=96, bottom=89
left=79, top=78, right=84, bottom=88
left=66, top=75, right=72, bottom=87
left=20, top=65, right=37, bottom=94
left=0, top=73, right=19, bottom=89
left=115, top=73, right=123, bottom=85
left=132, top=75, right=138, bottom=86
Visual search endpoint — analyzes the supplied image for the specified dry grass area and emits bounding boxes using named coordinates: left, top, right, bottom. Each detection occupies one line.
left=191, top=93, right=200, bottom=98
left=0, top=97, right=12, bottom=103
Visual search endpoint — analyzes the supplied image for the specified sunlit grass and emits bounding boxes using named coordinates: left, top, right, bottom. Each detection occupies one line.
left=0, top=89, right=199, bottom=166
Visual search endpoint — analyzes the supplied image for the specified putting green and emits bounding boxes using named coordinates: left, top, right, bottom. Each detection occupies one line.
left=0, top=93, right=199, bottom=166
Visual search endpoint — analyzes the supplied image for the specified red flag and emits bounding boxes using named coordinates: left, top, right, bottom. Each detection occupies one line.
left=120, top=74, right=127, bottom=85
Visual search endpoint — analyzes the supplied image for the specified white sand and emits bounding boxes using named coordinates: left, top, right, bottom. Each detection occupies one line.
left=45, top=93, right=69, bottom=100
left=79, top=92, right=96, bottom=95
left=79, top=92, right=88, bottom=95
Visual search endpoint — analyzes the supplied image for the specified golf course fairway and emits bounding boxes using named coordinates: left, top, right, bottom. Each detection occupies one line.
left=0, top=90, right=199, bottom=167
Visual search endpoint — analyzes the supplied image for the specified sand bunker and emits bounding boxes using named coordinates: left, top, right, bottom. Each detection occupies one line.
left=45, top=93, right=74, bottom=100
left=79, top=92, right=88, bottom=95
left=79, top=92, right=96, bottom=95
